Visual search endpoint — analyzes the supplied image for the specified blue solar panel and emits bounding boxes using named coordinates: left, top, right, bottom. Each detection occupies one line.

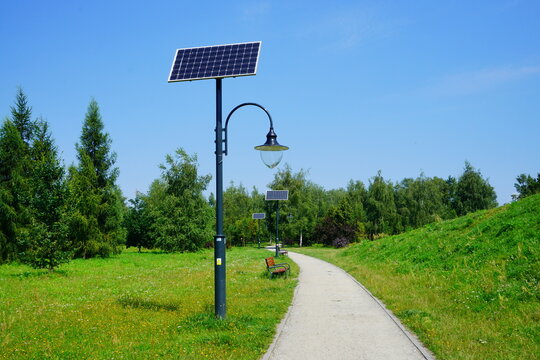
left=168, top=42, right=261, bottom=82
left=252, top=213, right=266, bottom=219
left=265, top=190, right=289, bottom=201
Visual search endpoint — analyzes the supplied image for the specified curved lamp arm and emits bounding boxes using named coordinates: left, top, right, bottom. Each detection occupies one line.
left=223, top=102, right=274, bottom=156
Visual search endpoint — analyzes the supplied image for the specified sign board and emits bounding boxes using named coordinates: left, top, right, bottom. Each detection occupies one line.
left=252, top=213, right=266, bottom=220
left=265, top=190, right=289, bottom=201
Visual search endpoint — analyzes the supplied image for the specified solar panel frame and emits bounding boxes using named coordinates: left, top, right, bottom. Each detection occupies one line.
left=252, top=213, right=266, bottom=220
left=265, top=190, right=289, bottom=201
left=168, top=41, right=262, bottom=82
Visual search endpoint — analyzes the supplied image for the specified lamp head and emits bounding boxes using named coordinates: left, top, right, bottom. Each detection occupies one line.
left=254, top=128, right=289, bottom=168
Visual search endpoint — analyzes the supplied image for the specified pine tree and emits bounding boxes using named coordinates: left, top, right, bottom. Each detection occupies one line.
left=0, top=119, right=29, bottom=262
left=66, top=99, right=125, bottom=258
left=21, top=120, right=71, bottom=270
left=10, top=87, right=34, bottom=146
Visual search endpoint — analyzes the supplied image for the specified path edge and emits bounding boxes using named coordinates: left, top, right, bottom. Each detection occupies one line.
left=331, top=257, right=437, bottom=360
left=260, top=252, right=302, bottom=360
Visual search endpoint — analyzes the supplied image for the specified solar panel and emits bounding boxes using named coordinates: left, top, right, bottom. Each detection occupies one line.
left=252, top=213, right=266, bottom=220
left=168, top=41, right=261, bottom=82
left=265, top=190, right=289, bottom=201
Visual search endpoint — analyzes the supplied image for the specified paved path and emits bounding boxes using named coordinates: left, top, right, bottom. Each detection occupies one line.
left=263, top=251, right=435, bottom=360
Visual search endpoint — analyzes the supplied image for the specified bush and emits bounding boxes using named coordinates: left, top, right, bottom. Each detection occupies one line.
left=332, top=237, right=350, bottom=248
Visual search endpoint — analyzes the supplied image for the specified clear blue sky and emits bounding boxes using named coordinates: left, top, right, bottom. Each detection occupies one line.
left=1, top=0, right=539, bottom=204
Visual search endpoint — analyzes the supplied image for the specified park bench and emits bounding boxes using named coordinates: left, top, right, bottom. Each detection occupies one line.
left=265, top=256, right=290, bottom=278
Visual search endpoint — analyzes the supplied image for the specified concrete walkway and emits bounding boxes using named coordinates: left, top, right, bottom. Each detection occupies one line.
left=263, top=251, right=435, bottom=360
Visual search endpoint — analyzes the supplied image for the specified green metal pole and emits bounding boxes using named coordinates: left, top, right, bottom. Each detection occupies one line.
left=215, top=78, right=226, bottom=319
left=275, top=201, right=280, bottom=257
left=257, top=219, right=261, bottom=249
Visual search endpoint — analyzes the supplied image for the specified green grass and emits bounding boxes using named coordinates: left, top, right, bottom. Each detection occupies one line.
left=0, top=247, right=298, bottom=359
left=293, top=194, right=540, bottom=360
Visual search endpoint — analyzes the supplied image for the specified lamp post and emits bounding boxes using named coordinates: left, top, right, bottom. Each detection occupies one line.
left=215, top=99, right=288, bottom=319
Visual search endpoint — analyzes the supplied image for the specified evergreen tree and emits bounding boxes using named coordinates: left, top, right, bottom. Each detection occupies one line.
left=10, top=87, right=34, bottom=146
left=512, top=173, right=540, bottom=200
left=0, top=119, right=29, bottom=262
left=67, top=99, right=125, bottom=258
left=455, top=162, right=497, bottom=216
left=21, top=120, right=71, bottom=270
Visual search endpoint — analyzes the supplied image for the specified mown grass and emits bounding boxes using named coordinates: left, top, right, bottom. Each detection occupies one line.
left=0, top=247, right=298, bottom=359
left=293, top=194, right=540, bottom=360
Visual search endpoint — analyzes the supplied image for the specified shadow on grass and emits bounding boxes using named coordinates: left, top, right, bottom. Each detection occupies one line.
left=117, top=294, right=180, bottom=311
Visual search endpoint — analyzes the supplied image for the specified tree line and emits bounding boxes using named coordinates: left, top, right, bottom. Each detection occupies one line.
left=1, top=88, right=539, bottom=270
left=1, top=89, right=124, bottom=269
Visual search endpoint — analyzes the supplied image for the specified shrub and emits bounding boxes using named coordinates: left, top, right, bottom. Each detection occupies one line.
left=332, top=237, right=350, bottom=248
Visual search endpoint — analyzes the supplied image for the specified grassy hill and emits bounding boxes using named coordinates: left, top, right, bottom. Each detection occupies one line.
left=294, top=194, right=540, bottom=360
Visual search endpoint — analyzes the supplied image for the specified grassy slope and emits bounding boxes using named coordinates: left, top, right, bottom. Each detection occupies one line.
left=0, top=248, right=298, bottom=360
left=294, top=194, right=540, bottom=360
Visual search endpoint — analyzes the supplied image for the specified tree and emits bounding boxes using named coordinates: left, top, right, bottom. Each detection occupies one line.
left=394, top=174, right=449, bottom=231
left=10, top=87, right=34, bottom=146
left=455, top=162, right=497, bottom=216
left=512, top=173, right=540, bottom=200
left=0, top=119, right=29, bottom=262
left=125, top=193, right=154, bottom=251
left=21, top=120, right=71, bottom=271
left=147, top=149, right=213, bottom=252
left=266, top=165, right=326, bottom=246
left=223, top=183, right=258, bottom=246
left=66, top=99, right=125, bottom=258
left=365, top=171, right=398, bottom=238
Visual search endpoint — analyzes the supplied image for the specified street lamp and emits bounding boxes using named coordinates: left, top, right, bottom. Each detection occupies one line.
left=168, top=42, right=288, bottom=320
left=214, top=102, right=288, bottom=318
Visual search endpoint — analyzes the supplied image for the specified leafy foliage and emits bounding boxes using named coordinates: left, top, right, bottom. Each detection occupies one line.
left=512, top=173, right=540, bottom=200
left=454, top=161, right=497, bottom=216
left=142, top=149, right=213, bottom=252
left=124, top=193, right=154, bottom=251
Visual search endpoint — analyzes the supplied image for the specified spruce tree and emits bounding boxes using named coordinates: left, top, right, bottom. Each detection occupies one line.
left=21, top=120, right=71, bottom=270
left=10, top=87, right=34, bottom=146
left=67, top=99, right=125, bottom=258
left=0, top=119, right=29, bottom=262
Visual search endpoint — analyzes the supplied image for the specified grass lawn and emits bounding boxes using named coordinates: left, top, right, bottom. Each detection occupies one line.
left=0, top=247, right=297, bottom=360
left=293, top=195, right=540, bottom=360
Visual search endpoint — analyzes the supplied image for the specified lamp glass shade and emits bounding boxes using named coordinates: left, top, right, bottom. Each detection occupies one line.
left=259, top=150, right=284, bottom=168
